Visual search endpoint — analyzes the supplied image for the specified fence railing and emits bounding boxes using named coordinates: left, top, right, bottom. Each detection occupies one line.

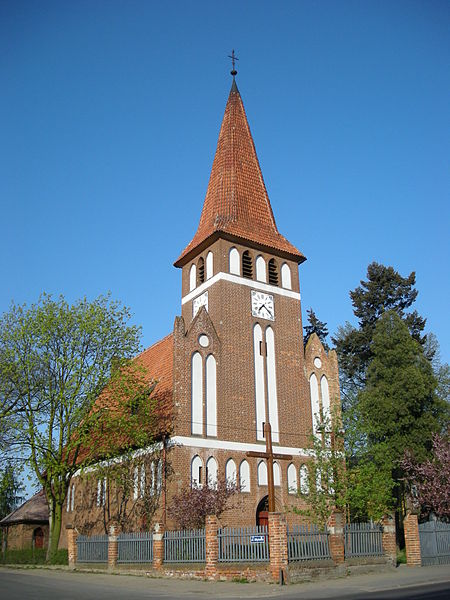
left=76, top=534, right=108, bottom=563
left=164, top=528, right=205, bottom=563
left=344, top=522, right=383, bottom=558
left=288, top=525, right=331, bottom=562
left=419, top=520, right=450, bottom=566
left=117, top=531, right=153, bottom=564
left=218, top=525, right=269, bottom=562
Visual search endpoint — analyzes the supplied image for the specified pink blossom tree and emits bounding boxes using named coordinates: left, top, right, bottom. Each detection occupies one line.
left=401, top=434, right=450, bottom=519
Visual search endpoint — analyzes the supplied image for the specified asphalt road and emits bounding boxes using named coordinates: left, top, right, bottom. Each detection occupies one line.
left=1, top=567, right=450, bottom=600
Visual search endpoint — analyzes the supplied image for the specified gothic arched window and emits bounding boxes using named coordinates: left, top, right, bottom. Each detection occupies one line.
left=191, top=455, right=203, bottom=488
left=273, top=461, right=281, bottom=486
left=281, top=263, right=292, bottom=289
left=205, top=354, right=217, bottom=437
left=255, top=255, right=267, bottom=282
left=287, top=464, right=297, bottom=494
left=239, top=460, right=250, bottom=492
left=189, top=264, right=196, bottom=291
left=197, top=257, right=205, bottom=285
left=191, top=352, right=203, bottom=435
left=258, top=461, right=268, bottom=486
left=299, top=464, right=309, bottom=494
left=225, top=459, right=237, bottom=486
left=309, top=373, right=320, bottom=437
left=229, top=247, right=240, bottom=275
left=206, top=251, right=213, bottom=280
left=206, top=456, right=218, bottom=489
left=321, top=375, right=330, bottom=422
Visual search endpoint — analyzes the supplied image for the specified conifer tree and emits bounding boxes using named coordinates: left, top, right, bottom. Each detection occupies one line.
left=303, top=308, right=329, bottom=350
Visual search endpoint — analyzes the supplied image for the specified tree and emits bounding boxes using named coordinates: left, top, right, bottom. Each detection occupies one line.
left=354, top=311, right=447, bottom=513
left=0, top=294, right=150, bottom=561
left=0, top=464, right=24, bottom=520
left=169, top=478, right=239, bottom=530
left=401, top=434, right=450, bottom=520
left=332, top=263, right=427, bottom=400
left=303, top=309, right=329, bottom=350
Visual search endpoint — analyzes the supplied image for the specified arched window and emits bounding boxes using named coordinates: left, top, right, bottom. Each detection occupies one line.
left=265, top=327, right=279, bottom=443
left=258, top=461, right=268, bottom=486
left=309, top=373, right=320, bottom=437
left=206, top=251, right=213, bottom=280
left=321, top=375, right=330, bottom=422
left=133, top=465, right=139, bottom=500
left=273, top=461, right=281, bottom=486
left=287, top=464, right=297, bottom=494
left=189, top=264, right=196, bottom=291
left=281, top=263, right=292, bottom=289
left=157, top=459, right=162, bottom=493
left=255, top=255, right=267, bottom=282
left=191, top=352, right=203, bottom=435
left=150, top=461, right=156, bottom=496
left=197, top=257, right=205, bottom=285
left=316, top=468, right=322, bottom=492
left=268, top=259, right=278, bottom=285
left=242, top=250, right=253, bottom=279
left=70, top=484, right=75, bottom=511
left=206, top=456, right=218, bottom=489
left=229, top=247, right=240, bottom=275
left=299, top=465, right=309, bottom=494
left=253, top=324, right=265, bottom=441
left=206, top=355, right=217, bottom=437
left=239, top=460, right=250, bottom=492
left=191, top=455, right=203, bottom=488
left=225, top=459, right=237, bottom=485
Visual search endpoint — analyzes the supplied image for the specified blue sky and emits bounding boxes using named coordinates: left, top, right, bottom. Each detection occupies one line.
left=1, top=0, right=449, bottom=372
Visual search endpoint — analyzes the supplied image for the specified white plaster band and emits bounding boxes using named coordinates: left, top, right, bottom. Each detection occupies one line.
left=171, top=435, right=310, bottom=457
left=182, top=272, right=301, bottom=305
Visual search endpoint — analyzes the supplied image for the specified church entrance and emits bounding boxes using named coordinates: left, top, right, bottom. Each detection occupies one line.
left=33, top=527, right=44, bottom=549
left=256, top=495, right=269, bottom=527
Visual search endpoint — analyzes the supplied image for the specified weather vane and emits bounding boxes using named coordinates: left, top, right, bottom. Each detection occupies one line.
left=228, top=49, right=238, bottom=77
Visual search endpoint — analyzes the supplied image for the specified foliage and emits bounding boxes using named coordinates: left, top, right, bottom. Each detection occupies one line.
left=332, top=262, right=427, bottom=399
left=169, top=478, right=239, bottom=529
left=401, top=434, right=450, bottom=519
left=77, top=452, right=165, bottom=535
left=0, top=293, right=149, bottom=561
left=0, top=548, right=67, bottom=565
left=0, top=464, right=24, bottom=520
left=303, top=308, right=329, bottom=350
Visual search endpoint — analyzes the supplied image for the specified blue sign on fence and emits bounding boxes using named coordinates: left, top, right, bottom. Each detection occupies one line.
left=250, top=535, right=265, bottom=543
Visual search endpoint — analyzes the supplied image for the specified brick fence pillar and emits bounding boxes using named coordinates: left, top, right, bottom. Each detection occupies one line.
left=381, top=512, right=397, bottom=565
left=328, top=510, right=345, bottom=565
left=108, top=522, right=120, bottom=571
left=205, top=515, right=219, bottom=580
left=66, top=525, right=78, bottom=569
left=152, top=522, right=165, bottom=570
left=404, top=512, right=422, bottom=567
left=268, top=512, right=288, bottom=583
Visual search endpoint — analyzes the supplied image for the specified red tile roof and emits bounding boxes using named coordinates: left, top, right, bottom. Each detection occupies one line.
left=175, top=80, right=305, bottom=266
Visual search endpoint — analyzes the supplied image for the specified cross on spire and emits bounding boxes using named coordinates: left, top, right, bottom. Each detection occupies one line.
left=228, top=49, right=238, bottom=77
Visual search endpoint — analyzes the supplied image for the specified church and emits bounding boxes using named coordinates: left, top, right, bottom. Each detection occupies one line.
left=62, top=70, right=340, bottom=537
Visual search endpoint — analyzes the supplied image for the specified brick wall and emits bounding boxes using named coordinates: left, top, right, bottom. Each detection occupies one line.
left=404, top=512, right=422, bottom=567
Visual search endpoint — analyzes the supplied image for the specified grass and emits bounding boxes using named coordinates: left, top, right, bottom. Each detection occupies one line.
left=0, top=548, right=68, bottom=565
left=396, top=548, right=407, bottom=565
left=232, top=577, right=250, bottom=583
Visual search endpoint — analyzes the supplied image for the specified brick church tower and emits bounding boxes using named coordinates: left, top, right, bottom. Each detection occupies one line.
left=167, top=74, right=340, bottom=526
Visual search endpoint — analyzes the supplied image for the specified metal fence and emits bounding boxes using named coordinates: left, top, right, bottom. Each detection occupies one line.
left=117, top=531, right=153, bottom=564
left=218, top=526, right=269, bottom=562
left=344, top=522, right=383, bottom=558
left=164, top=528, right=205, bottom=563
left=288, top=525, right=331, bottom=562
left=77, top=534, right=108, bottom=563
left=419, top=520, right=450, bottom=566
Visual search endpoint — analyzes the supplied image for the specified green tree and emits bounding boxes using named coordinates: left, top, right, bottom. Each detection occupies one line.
left=0, top=294, right=153, bottom=561
left=0, top=464, right=24, bottom=520
left=303, top=308, right=329, bottom=350
left=355, top=311, right=447, bottom=513
left=332, top=263, right=427, bottom=402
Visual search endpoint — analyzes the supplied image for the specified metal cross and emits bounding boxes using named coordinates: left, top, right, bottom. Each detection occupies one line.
left=228, top=49, right=239, bottom=76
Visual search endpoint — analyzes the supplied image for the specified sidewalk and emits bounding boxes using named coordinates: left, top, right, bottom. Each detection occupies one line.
left=1, top=563, right=449, bottom=599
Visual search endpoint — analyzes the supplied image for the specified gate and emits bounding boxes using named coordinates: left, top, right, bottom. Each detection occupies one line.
left=419, top=520, right=450, bottom=566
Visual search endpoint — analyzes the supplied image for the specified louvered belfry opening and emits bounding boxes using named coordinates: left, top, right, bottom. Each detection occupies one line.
left=197, top=257, right=205, bottom=284
left=242, top=251, right=253, bottom=279
left=268, top=259, right=278, bottom=285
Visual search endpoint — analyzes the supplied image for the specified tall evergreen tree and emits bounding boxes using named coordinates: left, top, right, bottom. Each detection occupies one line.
left=332, top=262, right=427, bottom=399
left=354, top=311, right=447, bottom=512
left=303, top=308, right=329, bottom=350
left=0, top=464, right=24, bottom=520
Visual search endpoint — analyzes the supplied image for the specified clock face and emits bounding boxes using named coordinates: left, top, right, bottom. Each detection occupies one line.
left=193, top=291, right=208, bottom=317
left=251, top=290, right=274, bottom=321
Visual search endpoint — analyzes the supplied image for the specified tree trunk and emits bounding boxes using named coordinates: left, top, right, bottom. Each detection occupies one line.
left=46, top=498, right=63, bottom=562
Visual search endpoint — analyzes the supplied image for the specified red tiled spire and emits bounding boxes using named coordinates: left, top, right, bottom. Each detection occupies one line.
left=174, top=79, right=305, bottom=267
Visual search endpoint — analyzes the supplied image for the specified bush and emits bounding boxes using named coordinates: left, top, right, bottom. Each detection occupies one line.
left=0, top=548, right=68, bottom=565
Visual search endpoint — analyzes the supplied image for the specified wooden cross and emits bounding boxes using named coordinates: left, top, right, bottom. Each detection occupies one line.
left=228, top=49, right=239, bottom=76
left=247, top=422, right=292, bottom=512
